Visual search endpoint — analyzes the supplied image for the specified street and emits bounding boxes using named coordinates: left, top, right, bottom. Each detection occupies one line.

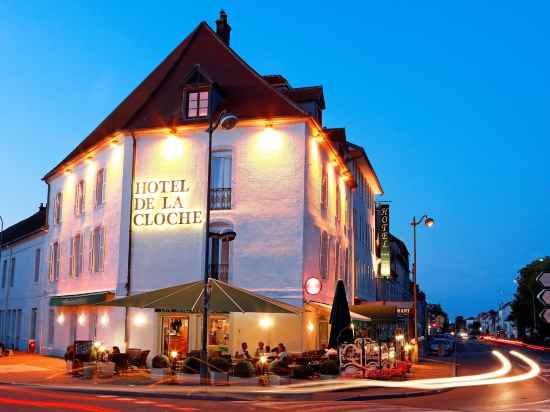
left=0, top=340, right=548, bottom=411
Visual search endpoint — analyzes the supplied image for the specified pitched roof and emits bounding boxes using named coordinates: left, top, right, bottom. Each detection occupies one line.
left=44, top=22, right=307, bottom=179
left=1, top=205, right=47, bottom=246
left=284, top=86, right=325, bottom=109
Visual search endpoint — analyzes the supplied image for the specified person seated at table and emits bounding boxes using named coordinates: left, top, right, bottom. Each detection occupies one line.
left=112, top=346, right=121, bottom=354
left=254, top=341, right=265, bottom=357
left=268, top=345, right=279, bottom=361
left=277, top=343, right=289, bottom=365
left=234, top=342, right=251, bottom=360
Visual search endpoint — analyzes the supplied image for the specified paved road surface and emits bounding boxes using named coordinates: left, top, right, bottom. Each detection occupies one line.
left=0, top=340, right=547, bottom=411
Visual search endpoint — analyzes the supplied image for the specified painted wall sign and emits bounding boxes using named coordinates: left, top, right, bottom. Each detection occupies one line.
left=378, top=204, right=391, bottom=278
left=132, top=179, right=202, bottom=227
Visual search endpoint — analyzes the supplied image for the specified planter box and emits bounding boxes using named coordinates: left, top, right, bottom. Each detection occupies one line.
left=82, top=362, right=96, bottom=379
left=209, top=371, right=228, bottom=385
left=150, top=367, right=170, bottom=380
left=97, top=362, right=115, bottom=378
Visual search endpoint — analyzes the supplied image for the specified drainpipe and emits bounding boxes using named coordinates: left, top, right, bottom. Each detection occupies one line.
left=124, top=132, right=137, bottom=351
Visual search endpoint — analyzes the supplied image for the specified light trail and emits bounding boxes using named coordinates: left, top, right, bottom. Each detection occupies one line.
left=236, top=350, right=539, bottom=395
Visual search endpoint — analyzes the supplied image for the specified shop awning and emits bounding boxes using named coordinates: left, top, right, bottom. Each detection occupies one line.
left=350, top=303, right=399, bottom=321
left=50, top=291, right=114, bottom=307
left=98, top=279, right=301, bottom=314
left=308, top=302, right=371, bottom=322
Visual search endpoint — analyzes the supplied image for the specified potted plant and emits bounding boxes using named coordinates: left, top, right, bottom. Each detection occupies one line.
left=181, top=355, right=201, bottom=374
left=230, top=359, right=256, bottom=384
left=291, top=364, right=313, bottom=380
left=82, top=349, right=97, bottom=379
left=269, top=360, right=290, bottom=385
left=64, top=345, right=75, bottom=373
left=319, top=359, right=339, bottom=380
left=151, top=355, right=170, bottom=379
left=208, top=356, right=230, bottom=384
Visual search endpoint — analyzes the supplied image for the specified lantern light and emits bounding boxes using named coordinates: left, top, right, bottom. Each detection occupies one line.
left=170, top=350, right=178, bottom=359
left=57, top=313, right=65, bottom=324
left=94, top=341, right=102, bottom=349
left=100, top=314, right=109, bottom=327
left=78, top=314, right=86, bottom=325
left=259, top=317, right=273, bottom=330
left=305, top=277, right=322, bottom=295
left=307, top=321, right=314, bottom=333
left=133, top=313, right=147, bottom=327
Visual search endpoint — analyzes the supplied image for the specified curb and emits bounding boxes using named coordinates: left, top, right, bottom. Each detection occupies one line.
left=0, top=380, right=443, bottom=401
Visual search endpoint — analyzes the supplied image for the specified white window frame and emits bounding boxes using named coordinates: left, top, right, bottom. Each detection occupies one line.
left=49, top=241, right=60, bottom=282
left=186, top=90, right=209, bottom=118
left=95, top=168, right=106, bottom=208
left=9, top=257, right=15, bottom=287
left=74, top=179, right=85, bottom=216
left=53, top=192, right=63, bottom=224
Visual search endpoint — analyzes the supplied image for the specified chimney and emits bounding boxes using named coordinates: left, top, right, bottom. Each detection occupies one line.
left=216, top=10, right=231, bottom=46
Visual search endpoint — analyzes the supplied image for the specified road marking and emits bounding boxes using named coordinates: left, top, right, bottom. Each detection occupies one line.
left=115, top=397, right=135, bottom=401
left=96, top=395, right=117, bottom=398
left=134, top=400, right=155, bottom=404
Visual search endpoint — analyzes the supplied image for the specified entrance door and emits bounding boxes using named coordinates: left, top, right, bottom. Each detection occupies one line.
left=161, top=316, right=189, bottom=356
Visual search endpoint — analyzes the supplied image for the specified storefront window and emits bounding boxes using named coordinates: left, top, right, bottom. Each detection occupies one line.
left=162, top=316, right=189, bottom=357
left=208, top=316, right=229, bottom=346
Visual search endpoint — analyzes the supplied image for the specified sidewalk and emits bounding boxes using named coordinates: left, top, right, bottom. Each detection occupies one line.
left=0, top=353, right=455, bottom=400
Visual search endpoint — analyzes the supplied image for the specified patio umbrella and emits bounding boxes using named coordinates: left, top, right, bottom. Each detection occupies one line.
left=328, top=280, right=354, bottom=349
left=98, top=278, right=299, bottom=314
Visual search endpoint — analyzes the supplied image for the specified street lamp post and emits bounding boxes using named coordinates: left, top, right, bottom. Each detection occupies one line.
left=411, top=214, right=434, bottom=357
left=200, top=109, right=238, bottom=385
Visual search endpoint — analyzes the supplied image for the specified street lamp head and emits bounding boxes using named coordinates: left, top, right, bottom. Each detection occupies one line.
left=219, top=113, right=238, bottom=130
left=425, top=217, right=434, bottom=228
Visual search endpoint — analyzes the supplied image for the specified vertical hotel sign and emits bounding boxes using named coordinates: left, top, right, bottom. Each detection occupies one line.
left=378, top=204, right=391, bottom=277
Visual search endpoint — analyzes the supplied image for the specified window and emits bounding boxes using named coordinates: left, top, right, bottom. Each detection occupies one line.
left=49, top=241, right=60, bottom=282
left=92, top=226, right=105, bottom=272
left=53, top=192, right=63, bottom=224
left=34, top=249, right=40, bottom=282
left=47, top=309, right=55, bottom=346
left=30, top=308, right=37, bottom=341
left=9, top=257, right=15, bottom=287
left=74, top=180, right=85, bottom=216
left=208, top=224, right=234, bottom=282
left=320, top=231, right=329, bottom=279
left=210, top=151, right=232, bottom=210
left=95, top=168, right=106, bottom=207
left=321, top=165, right=328, bottom=213
left=1, top=260, right=6, bottom=288
left=186, top=90, right=209, bottom=118
left=70, top=234, right=83, bottom=277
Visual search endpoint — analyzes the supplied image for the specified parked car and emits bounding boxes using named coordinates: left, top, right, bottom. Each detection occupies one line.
left=429, top=338, right=455, bottom=356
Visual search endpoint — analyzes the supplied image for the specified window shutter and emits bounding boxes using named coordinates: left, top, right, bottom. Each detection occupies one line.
left=48, top=244, right=53, bottom=282
left=102, top=169, right=106, bottom=205
left=88, top=230, right=94, bottom=272
left=98, top=227, right=105, bottom=272
left=81, top=181, right=86, bottom=214
left=69, top=237, right=74, bottom=277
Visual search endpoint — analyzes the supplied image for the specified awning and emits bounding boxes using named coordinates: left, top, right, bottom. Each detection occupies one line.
left=50, top=291, right=114, bottom=307
left=350, top=303, right=399, bottom=321
left=98, top=279, right=301, bottom=314
left=308, top=302, right=371, bottom=322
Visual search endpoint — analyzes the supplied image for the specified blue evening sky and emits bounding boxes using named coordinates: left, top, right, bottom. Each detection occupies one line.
left=1, top=2, right=549, bottom=319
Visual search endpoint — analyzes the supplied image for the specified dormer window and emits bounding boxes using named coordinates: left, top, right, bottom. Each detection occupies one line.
left=186, top=90, right=209, bottom=118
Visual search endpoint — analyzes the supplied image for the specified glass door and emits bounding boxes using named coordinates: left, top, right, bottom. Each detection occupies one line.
left=161, top=316, right=189, bottom=357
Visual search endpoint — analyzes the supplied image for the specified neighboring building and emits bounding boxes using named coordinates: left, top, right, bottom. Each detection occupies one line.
left=427, top=303, right=448, bottom=335
left=479, top=310, right=498, bottom=335
left=0, top=12, right=383, bottom=358
left=497, top=302, right=516, bottom=338
left=0, top=205, right=47, bottom=351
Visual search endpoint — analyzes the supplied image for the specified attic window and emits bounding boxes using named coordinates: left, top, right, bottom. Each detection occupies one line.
left=187, top=90, right=209, bottom=118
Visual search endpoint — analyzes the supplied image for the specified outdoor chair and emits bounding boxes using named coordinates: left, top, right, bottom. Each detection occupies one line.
left=137, top=349, right=150, bottom=368
left=110, top=353, right=129, bottom=374
left=126, top=348, right=142, bottom=367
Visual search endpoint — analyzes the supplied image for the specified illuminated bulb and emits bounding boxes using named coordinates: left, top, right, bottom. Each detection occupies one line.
left=259, top=355, right=267, bottom=364
left=99, top=345, right=106, bottom=353
left=170, top=350, right=178, bottom=359
left=78, top=314, right=86, bottom=325
left=307, top=321, right=314, bottom=333
left=259, top=317, right=273, bottom=330
left=94, top=341, right=102, bottom=349
left=257, top=125, right=282, bottom=152
left=100, top=314, right=109, bottom=326
left=163, top=135, right=184, bottom=159
left=57, top=314, right=65, bottom=324
left=133, top=313, right=146, bottom=327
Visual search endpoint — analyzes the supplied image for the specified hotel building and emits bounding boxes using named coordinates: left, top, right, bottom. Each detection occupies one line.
left=0, top=12, right=382, bottom=360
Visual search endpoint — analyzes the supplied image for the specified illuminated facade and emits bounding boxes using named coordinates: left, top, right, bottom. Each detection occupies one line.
left=0, top=12, right=383, bottom=358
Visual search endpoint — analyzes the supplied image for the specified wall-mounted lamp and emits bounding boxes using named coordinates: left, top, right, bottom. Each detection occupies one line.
left=259, top=317, right=273, bottom=330
left=57, top=313, right=65, bottom=325
left=100, top=313, right=109, bottom=327
left=133, top=313, right=146, bottom=327
left=78, top=314, right=86, bottom=326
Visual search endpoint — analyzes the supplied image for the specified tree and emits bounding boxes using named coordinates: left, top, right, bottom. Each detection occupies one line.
left=510, top=257, right=550, bottom=339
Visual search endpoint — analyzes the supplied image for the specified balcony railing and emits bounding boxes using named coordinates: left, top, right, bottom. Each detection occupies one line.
left=209, top=263, right=229, bottom=282
left=210, top=188, right=232, bottom=210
